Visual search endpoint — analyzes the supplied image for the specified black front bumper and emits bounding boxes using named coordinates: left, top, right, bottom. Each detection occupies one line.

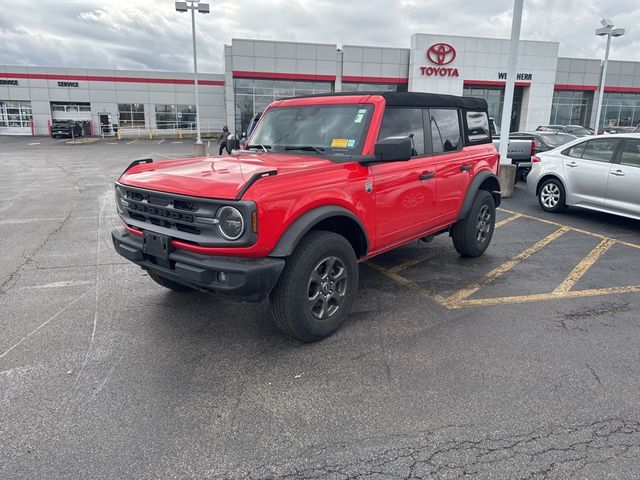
left=111, top=227, right=285, bottom=302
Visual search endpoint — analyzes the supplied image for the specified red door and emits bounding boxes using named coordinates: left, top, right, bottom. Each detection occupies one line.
left=432, top=150, right=474, bottom=223
left=370, top=157, right=438, bottom=251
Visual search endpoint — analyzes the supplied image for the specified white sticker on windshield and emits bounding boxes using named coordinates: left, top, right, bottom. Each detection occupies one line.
left=347, top=139, right=356, bottom=148
left=354, top=113, right=364, bottom=123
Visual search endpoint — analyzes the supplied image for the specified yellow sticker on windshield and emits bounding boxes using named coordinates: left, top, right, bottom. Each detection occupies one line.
left=331, top=138, right=349, bottom=148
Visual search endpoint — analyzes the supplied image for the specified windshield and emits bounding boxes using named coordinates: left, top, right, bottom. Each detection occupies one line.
left=249, top=104, right=374, bottom=154
left=542, top=133, right=576, bottom=146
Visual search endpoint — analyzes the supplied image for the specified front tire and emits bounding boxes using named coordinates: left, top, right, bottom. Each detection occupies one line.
left=538, top=178, right=567, bottom=212
left=147, top=271, right=193, bottom=292
left=451, top=190, right=496, bottom=257
left=270, top=230, right=358, bottom=342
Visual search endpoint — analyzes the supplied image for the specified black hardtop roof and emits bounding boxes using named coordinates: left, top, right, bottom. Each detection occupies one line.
left=283, top=91, right=488, bottom=110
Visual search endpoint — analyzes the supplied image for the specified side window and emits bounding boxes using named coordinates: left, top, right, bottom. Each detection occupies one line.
left=378, top=108, right=425, bottom=156
left=581, top=139, right=620, bottom=163
left=430, top=109, right=461, bottom=153
left=620, top=139, right=640, bottom=168
left=563, top=141, right=587, bottom=158
left=465, top=111, right=491, bottom=143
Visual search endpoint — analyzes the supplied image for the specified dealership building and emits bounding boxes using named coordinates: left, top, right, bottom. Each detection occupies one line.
left=2, top=33, right=640, bottom=137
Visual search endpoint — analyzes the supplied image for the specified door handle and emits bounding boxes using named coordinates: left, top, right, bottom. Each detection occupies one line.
left=566, top=162, right=578, bottom=168
left=460, top=164, right=472, bottom=172
left=419, top=171, right=435, bottom=181
left=610, top=169, right=625, bottom=176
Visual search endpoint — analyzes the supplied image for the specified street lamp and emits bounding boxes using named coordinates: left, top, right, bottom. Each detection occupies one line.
left=175, top=1, right=209, bottom=152
left=594, top=18, right=625, bottom=132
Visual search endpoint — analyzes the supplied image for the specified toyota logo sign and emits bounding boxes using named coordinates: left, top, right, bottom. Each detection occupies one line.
left=426, top=43, right=456, bottom=66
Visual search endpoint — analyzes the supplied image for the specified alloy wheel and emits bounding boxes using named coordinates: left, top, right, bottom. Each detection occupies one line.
left=476, top=204, right=492, bottom=244
left=540, top=183, right=560, bottom=208
left=307, top=256, right=348, bottom=320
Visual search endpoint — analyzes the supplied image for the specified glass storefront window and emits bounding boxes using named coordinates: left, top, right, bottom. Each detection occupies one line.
left=118, top=103, right=145, bottom=128
left=599, top=92, right=640, bottom=129
left=550, top=90, right=593, bottom=127
left=233, top=78, right=334, bottom=133
left=463, top=86, right=523, bottom=132
left=341, top=83, right=405, bottom=92
left=155, top=104, right=196, bottom=130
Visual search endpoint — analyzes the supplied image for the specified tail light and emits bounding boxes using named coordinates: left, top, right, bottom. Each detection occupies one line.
left=532, top=156, right=541, bottom=163
left=530, top=139, right=536, bottom=156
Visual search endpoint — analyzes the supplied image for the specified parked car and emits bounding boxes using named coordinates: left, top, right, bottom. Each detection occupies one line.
left=51, top=120, right=83, bottom=138
left=510, top=131, right=577, bottom=154
left=536, top=125, right=592, bottom=137
left=508, top=131, right=576, bottom=181
left=527, top=134, right=640, bottom=221
left=599, top=126, right=635, bottom=135
left=489, top=117, right=534, bottom=180
left=112, top=92, right=501, bottom=341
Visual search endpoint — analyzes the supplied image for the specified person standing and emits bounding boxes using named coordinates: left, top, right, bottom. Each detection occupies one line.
left=218, top=125, right=230, bottom=155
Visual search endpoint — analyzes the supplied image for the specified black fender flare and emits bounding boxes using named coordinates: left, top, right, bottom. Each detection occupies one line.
left=457, top=171, right=501, bottom=220
left=269, top=205, right=369, bottom=258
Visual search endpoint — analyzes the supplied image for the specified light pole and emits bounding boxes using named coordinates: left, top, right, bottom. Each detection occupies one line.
left=594, top=18, right=625, bottom=132
left=175, top=1, right=209, bottom=154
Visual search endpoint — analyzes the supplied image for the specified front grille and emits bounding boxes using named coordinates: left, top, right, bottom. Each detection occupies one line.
left=116, top=183, right=257, bottom=247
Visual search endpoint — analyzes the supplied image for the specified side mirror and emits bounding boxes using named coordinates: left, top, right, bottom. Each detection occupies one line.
left=374, top=136, right=413, bottom=162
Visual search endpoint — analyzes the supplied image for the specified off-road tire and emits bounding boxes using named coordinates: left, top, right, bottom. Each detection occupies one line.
left=538, top=178, right=567, bottom=213
left=147, top=271, right=193, bottom=292
left=451, top=190, right=496, bottom=257
left=270, top=230, right=358, bottom=342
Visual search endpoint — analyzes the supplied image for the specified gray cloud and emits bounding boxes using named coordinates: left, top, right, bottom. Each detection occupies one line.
left=0, top=0, right=638, bottom=73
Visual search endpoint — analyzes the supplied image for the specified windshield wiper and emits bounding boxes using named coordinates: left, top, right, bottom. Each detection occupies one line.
left=247, top=144, right=271, bottom=152
left=283, top=146, right=327, bottom=156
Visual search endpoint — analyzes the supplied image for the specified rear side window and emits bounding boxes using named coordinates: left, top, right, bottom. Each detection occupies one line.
left=465, top=111, right=491, bottom=143
left=620, top=139, right=640, bottom=167
left=563, top=141, right=587, bottom=158
left=378, top=108, right=425, bottom=156
left=581, top=139, right=620, bottom=163
left=429, top=109, right=461, bottom=153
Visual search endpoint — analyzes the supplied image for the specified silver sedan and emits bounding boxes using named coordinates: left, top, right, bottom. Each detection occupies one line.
left=527, top=134, right=640, bottom=221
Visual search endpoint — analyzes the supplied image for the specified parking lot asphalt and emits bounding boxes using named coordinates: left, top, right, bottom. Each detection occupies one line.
left=1, top=136, right=640, bottom=479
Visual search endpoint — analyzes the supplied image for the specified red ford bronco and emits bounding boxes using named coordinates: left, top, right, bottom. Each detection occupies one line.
left=112, top=92, right=500, bottom=341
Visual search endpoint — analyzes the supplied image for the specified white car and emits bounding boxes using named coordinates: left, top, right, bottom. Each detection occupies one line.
left=527, top=134, right=640, bottom=221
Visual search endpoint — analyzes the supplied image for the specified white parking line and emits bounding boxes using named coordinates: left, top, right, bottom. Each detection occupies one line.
left=0, top=217, right=65, bottom=225
left=22, top=281, right=94, bottom=289
left=157, top=139, right=165, bottom=144
left=28, top=142, right=41, bottom=145
left=171, top=141, right=183, bottom=144
left=126, top=139, right=139, bottom=145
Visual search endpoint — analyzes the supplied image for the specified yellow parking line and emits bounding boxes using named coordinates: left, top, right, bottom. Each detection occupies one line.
left=387, top=252, right=437, bottom=274
left=367, top=262, right=444, bottom=303
left=494, top=213, right=522, bottom=229
left=554, top=238, right=616, bottom=294
left=454, top=285, right=640, bottom=308
left=442, top=226, right=570, bottom=307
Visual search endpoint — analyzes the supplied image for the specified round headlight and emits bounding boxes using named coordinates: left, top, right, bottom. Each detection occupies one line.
left=216, top=206, right=245, bottom=240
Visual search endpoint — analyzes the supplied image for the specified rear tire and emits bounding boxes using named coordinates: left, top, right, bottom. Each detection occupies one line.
left=538, top=178, right=567, bottom=213
left=451, top=190, right=496, bottom=257
left=147, top=271, right=193, bottom=292
left=270, top=230, right=358, bottom=342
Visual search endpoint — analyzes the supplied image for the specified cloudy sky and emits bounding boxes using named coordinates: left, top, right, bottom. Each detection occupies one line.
left=1, top=0, right=638, bottom=73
